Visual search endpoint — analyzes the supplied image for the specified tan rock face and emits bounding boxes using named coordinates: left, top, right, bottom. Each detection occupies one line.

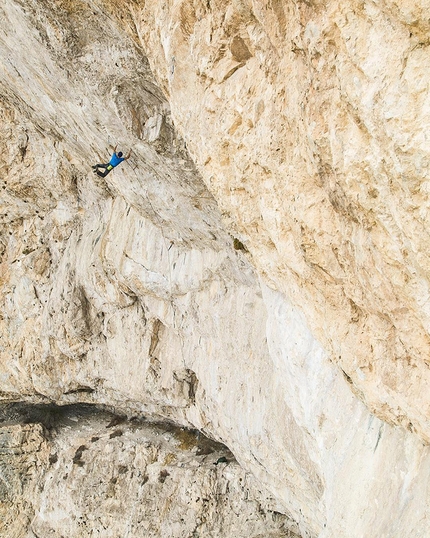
left=2, top=0, right=430, bottom=537
left=132, top=0, right=430, bottom=439
left=0, top=421, right=50, bottom=535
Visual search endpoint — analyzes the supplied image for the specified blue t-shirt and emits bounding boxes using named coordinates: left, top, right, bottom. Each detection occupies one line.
left=109, top=153, right=125, bottom=167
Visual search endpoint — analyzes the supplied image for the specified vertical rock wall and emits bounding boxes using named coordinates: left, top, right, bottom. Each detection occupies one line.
left=131, top=0, right=430, bottom=440
left=1, top=1, right=430, bottom=537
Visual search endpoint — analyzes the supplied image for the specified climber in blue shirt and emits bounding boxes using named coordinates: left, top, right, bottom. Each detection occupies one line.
left=92, top=145, right=131, bottom=177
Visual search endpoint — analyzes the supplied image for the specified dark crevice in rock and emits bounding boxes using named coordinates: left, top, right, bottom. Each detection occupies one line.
left=0, top=402, right=106, bottom=430
left=0, top=401, right=233, bottom=459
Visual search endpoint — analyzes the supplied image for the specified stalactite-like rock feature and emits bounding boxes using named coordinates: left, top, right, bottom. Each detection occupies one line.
left=1, top=1, right=430, bottom=537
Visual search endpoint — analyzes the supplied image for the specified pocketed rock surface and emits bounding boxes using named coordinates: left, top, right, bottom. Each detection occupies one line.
left=0, top=405, right=299, bottom=538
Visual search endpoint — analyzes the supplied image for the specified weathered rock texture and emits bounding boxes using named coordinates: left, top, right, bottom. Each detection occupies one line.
left=132, top=0, right=430, bottom=440
left=1, top=0, right=430, bottom=537
left=1, top=404, right=298, bottom=538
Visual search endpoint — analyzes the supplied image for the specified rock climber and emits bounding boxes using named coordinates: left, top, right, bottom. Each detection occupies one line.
left=92, top=145, right=131, bottom=177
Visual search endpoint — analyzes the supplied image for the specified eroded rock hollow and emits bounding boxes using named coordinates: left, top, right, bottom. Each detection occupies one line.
left=1, top=0, right=430, bottom=537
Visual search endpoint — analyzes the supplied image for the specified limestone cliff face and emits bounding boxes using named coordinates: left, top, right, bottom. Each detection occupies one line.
left=1, top=1, right=430, bottom=537
left=132, top=0, right=430, bottom=439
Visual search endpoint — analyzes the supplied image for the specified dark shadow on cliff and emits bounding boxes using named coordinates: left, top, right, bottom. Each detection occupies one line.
left=0, top=401, right=233, bottom=460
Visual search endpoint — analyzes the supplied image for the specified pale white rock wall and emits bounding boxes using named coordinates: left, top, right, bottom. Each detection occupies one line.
left=263, top=284, right=430, bottom=537
left=1, top=1, right=430, bottom=537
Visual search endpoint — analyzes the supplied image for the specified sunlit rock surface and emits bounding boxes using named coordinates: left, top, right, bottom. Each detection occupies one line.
left=134, top=0, right=430, bottom=439
left=1, top=1, right=430, bottom=537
